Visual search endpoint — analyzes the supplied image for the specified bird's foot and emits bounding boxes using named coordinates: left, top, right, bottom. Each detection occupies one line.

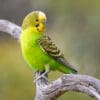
left=34, top=64, right=50, bottom=83
left=34, top=71, right=49, bottom=83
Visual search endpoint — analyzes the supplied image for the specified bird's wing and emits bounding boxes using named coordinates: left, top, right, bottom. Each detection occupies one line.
left=38, top=36, right=77, bottom=73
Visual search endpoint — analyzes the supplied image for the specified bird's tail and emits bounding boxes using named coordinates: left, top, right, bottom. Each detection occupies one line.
left=58, top=65, right=78, bottom=74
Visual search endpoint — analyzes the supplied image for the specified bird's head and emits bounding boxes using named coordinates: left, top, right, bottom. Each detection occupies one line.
left=22, top=11, right=47, bottom=33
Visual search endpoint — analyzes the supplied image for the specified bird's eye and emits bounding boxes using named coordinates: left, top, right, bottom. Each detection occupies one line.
left=35, top=19, right=39, bottom=22
left=35, top=24, right=39, bottom=27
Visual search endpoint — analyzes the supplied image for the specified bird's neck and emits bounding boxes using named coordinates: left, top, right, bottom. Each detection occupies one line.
left=21, top=27, right=44, bottom=43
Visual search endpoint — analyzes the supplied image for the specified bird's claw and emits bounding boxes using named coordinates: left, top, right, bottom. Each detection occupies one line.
left=34, top=72, right=48, bottom=83
left=34, top=64, right=50, bottom=83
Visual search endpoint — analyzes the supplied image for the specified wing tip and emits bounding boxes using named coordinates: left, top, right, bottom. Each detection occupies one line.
left=72, top=68, right=78, bottom=74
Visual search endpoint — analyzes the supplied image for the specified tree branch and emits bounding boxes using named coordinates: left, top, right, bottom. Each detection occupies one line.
left=0, top=19, right=21, bottom=40
left=35, top=73, right=100, bottom=100
left=0, top=19, right=100, bottom=100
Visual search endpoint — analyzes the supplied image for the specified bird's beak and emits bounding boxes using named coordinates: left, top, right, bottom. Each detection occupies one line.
left=42, top=20, right=46, bottom=25
left=42, top=19, right=47, bottom=32
left=38, top=11, right=47, bottom=32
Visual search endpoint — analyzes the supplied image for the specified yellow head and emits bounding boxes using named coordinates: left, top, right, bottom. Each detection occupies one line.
left=22, top=11, right=47, bottom=33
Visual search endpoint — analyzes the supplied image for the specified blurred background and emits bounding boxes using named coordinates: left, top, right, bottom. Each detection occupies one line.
left=0, top=0, right=100, bottom=100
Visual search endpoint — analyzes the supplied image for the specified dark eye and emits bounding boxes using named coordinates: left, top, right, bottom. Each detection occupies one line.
left=35, top=19, right=39, bottom=22
left=35, top=24, right=39, bottom=27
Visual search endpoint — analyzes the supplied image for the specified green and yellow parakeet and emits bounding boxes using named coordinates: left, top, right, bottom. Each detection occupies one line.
left=20, top=11, right=77, bottom=77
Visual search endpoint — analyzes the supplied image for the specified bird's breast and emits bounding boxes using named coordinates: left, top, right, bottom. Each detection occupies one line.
left=20, top=29, right=50, bottom=70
